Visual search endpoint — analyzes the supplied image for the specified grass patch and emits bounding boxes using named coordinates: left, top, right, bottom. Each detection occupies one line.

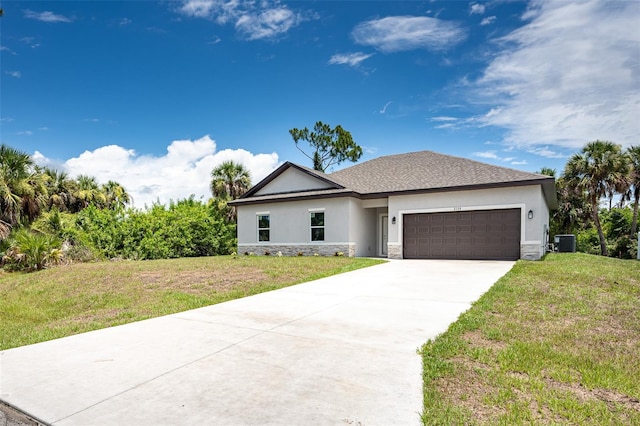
left=0, top=255, right=384, bottom=350
left=420, top=253, right=640, bottom=425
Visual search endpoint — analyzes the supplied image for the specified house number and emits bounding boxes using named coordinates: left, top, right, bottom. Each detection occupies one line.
left=453, top=207, right=462, bottom=211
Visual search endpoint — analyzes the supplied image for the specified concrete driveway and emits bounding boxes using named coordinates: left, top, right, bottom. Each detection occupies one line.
left=0, top=259, right=514, bottom=425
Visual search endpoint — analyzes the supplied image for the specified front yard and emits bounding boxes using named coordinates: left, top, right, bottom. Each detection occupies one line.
left=0, top=255, right=383, bottom=350
left=421, top=253, right=640, bottom=425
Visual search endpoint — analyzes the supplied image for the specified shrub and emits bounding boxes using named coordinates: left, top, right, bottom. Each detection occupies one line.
left=611, top=236, right=637, bottom=259
left=2, top=230, right=62, bottom=271
left=576, top=228, right=600, bottom=254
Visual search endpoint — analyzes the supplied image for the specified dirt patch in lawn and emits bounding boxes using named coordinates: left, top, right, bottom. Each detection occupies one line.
left=136, top=267, right=268, bottom=294
left=545, top=378, right=640, bottom=413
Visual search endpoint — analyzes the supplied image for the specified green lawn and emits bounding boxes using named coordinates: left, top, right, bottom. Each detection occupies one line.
left=0, top=255, right=384, bottom=350
left=421, top=253, right=640, bottom=425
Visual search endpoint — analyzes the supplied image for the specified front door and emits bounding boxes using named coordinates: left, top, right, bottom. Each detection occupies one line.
left=381, top=215, right=388, bottom=256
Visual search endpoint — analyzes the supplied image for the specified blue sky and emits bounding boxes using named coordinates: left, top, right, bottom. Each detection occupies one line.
left=1, top=0, right=639, bottom=207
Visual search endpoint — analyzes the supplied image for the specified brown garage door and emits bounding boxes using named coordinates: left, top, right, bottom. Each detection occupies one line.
left=403, top=209, right=521, bottom=260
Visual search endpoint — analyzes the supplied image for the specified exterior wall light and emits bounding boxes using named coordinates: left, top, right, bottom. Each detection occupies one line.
left=528, top=209, right=534, bottom=220
left=392, top=216, right=396, bottom=224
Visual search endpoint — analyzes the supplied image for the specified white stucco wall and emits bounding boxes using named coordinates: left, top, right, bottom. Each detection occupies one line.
left=254, top=168, right=333, bottom=195
left=347, top=198, right=377, bottom=257
left=387, top=185, right=549, bottom=259
left=237, top=197, right=351, bottom=245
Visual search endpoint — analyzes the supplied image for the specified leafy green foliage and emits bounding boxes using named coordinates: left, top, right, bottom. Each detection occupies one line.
left=0, top=141, right=238, bottom=272
left=562, top=141, right=631, bottom=256
left=209, top=160, right=251, bottom=222
left=73, top=198, right=236, bottom=260
left=289, top=121, right=362, bottom=172
left=2, top=229, right=62, bottom=271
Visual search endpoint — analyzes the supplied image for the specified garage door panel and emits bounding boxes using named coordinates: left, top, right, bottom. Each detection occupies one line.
left=403, top=209, right=521, bottom=260
left=444, top=225, right=457, bottom=234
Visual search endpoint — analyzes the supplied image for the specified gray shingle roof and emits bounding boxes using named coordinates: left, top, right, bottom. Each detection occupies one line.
left=329, top=150, right=550, bottom=193
left=231, top=150, right=557, bottom=208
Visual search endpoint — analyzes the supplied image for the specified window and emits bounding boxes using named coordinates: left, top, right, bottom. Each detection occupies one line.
left=257, top=214, right=270, bottom=241
left=310, top=211, right=324, bottom=241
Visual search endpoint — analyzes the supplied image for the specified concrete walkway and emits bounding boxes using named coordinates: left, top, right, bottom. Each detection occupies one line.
left=0, top=259, right=514, bottom=425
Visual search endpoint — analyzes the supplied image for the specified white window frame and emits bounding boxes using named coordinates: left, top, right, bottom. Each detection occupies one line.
left=310, top=210, right=325, bottom=242
left=257, top=212, right=270, bottom=242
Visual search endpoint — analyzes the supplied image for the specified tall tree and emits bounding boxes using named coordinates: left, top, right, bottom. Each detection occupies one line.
left=563, top=141, right=630, bottom=256
left=43, top=168, right=77, bottom=212
left=0, top=144, right=48, bottom=237
left=75, top=175, right=107, bottom=209
left=289, top=121, right=362, bottom=172
left=536, top=167, right=556, bottom=177
left=102, top=180, right=131, bottom=211
left=537, top=167, right=590, bottom=237
left=210, top=161, right=251, bottom=222
left=624, top=145, right=640, bottom=237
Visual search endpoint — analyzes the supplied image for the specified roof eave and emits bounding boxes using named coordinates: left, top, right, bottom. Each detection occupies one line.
left=358, top=178, right=557, bottom=200
left=229, top=190, right=361, bottom=206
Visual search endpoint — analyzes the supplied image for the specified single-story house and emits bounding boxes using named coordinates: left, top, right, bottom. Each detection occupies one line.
left=229, top=150, right=557, bottom=260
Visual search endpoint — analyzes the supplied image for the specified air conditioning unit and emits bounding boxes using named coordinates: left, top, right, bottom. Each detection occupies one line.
left=554, top=234, right=576, bottom=253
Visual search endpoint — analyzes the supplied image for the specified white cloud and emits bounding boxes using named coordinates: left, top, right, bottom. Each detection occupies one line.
left=0, top=45, right=17, bottom=55
left=20, top=37, right=41, bottom=48
left=470, top=4, right=486, bottom=15
left=352, top=16, right=466, bottom=53
left=473, top=150, right=499, bottom=159
left=431, top=116, right=460, bottom=129
left=379, top=101, right=393, bottom=114
left=480, top=16, right=496, bottom=26
left=329, top=52, right=374, bottom=67
left=235, top=6, right=301, bottom=40
left=120, top=18, right=132, bottom=26
left=472, top=150, right=528, bottom=165
left=177, top=0, right=310, bottom=40
left=527, top=146, right=565, bottom=159
left=24, top=10, right=72, bottom=23
left=473, top=0, right=640, bottom=150
left=17, top=130, right=33, bottom=136
left=34, top=136, right=280, bottom=208
left=5, top=71, right=21, bottom=78
left=431, top=116, right=458, bottom=122
left=178, top=0, right=218, bottom=19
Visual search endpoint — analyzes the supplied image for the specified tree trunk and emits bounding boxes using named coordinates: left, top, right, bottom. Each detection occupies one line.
left=631, top=196, right=639, bottom=237
left=593, top=203, right=608, bottom=256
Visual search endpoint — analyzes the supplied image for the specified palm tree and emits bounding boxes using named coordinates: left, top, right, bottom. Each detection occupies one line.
left=554, top=176, right=592, bottom=235
left=43, top=168, right=77, bottom=212
left=22, top=169, right=48, bottom=224
left=102, top=180, right=131, bottom=211
left=210, top=161, right=251, bottom=221
left=563, top=141, right=630, bottom=256
left=75, top=175, right=107, bottom=209
left=536, top=167, right=557, bottom=178
left=0, top=144, right=49, bottom=236
left=624, top=146, right=640, bottom=237
left=0, top=144, right=32, bottom=229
